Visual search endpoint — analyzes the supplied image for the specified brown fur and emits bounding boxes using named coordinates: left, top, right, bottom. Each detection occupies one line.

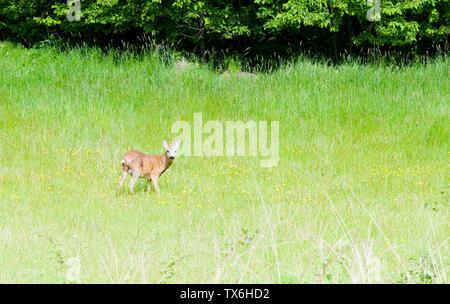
left=117, top=150, right=173, bottom=195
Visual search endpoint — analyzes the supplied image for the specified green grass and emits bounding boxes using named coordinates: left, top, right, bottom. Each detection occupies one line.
left=0, top=41, right=448, bottom=283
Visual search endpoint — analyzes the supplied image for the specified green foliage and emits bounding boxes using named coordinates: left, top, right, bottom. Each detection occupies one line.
left=260, top=0, right=449, bottom=46
left=0, top=0, right=56, bottom=43
left=0, top=0, right=448, bottom=55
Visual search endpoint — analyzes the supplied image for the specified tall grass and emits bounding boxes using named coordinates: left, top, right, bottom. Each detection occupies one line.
left=0, top=41, right=448, bottom=283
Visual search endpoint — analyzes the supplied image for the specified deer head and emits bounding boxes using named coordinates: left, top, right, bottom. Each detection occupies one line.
left=162, top=139, right=181, bottom=160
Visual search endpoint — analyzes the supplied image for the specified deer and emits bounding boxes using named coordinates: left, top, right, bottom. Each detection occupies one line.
left=117, top=139, right=181, bottom=195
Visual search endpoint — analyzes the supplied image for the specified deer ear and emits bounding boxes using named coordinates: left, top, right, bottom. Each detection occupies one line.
left=162, top=140, right=169, bottom=150
left=174, top=139, right=181, bottom=150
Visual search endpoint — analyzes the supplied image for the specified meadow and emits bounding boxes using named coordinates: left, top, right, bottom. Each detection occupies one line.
left=0, top=41, right=448, bottom=283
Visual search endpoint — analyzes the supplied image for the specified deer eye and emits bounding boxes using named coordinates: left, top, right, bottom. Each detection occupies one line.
left=166, top=150, right=169, bottom=153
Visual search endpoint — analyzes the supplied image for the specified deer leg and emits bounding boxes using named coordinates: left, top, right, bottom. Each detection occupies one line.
left=151, top=175, right=160, bottom=193
left=146, top=177, right=152, bottom=193
left=117, top=170, right=128, bottom=195
left=129, top=172, right=139, bottom=195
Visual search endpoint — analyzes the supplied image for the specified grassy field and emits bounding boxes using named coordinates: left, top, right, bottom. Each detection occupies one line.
left=0, top=41, right=448, bottom=283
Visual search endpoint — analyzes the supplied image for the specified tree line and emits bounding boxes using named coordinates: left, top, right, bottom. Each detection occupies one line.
left=0, top=0, right=448, bottom=59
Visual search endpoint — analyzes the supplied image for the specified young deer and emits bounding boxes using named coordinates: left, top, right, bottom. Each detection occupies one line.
left=117, top=139, right=181, bottom=195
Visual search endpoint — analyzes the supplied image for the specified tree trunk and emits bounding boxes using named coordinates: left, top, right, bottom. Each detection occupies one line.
left=333, top=31, right=338, bottom=60
left=198, top=15, right=206, bottom=61
left=348, top=15, right=354, bottom=57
